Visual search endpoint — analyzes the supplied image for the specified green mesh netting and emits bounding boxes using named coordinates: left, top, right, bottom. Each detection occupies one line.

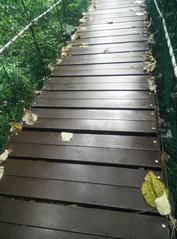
left=145, top=0, right=177, bottom=218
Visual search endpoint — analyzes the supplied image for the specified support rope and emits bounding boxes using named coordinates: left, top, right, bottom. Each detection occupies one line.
left=0, top=0, right=62, bottom=55
left=153, top=0, right=177, bottom=78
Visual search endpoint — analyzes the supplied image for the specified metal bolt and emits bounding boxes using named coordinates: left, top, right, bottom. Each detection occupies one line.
left=151, top=112, right=154, bottom=115
left=153, top=140, right=157, bottom=143
left=152, top=127, right=156, bottom=130
left=162, top=224, right=166, bottom=228
left=155, top=160, right=159, bottom=163
left=157, top=176, right=161, bottom=179
left=150, top=104, right=153, bottom=107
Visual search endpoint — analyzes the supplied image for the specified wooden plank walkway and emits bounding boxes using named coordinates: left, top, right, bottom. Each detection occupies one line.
left=0, top=0, right=169, bottom=238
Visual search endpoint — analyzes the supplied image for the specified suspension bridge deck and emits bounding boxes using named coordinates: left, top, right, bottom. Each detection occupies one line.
left=0, top=0, right=169, bottom=238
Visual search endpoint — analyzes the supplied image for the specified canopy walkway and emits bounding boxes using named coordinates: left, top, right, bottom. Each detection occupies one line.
left=0, top=0, right=170, bottom=238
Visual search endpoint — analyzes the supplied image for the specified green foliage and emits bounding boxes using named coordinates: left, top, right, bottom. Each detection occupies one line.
left=0, top=0, right=90, bottom=150
left=145, top=0, right=177, bottom=218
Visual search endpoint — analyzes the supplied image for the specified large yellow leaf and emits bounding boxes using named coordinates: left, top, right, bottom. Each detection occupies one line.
left=141, top=171, right=168, bottom=208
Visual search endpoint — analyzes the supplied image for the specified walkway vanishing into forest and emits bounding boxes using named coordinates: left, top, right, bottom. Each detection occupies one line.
left=0, top=0, right=169, bottom=238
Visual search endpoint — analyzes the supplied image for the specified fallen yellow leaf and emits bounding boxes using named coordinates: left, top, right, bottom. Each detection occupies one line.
left=0, top=166, right=4, bottom=180
left=144, top=52, right=156, bottom=72
left=22, top=110, right=38, bottom=126
left=104, top=49, right=109, bottom=53
left=61, top=132, right=73, bottom=142
left=34, top=90, right=43, bottom=95
left=0, top=149, right=12, bottom=162
left=141, top=171, right=168, bottom=208
left=147, top=34, right=155, bottom=44
left=161, top=152, right=170, bottom=162
left=155, top=192, right=171, bottom=215
left=148, top=78, right=157, bottom=92
left=146, top=18, right=152, bottom=29
left=80, top=18, right=86, bottom=24
left=71, top=32, right=79, bottom=41
left=108, top=20, right=113, bottom=24
left=10, top=122, right=23, bottom=132
left=79, top=43, right=89, bottom=48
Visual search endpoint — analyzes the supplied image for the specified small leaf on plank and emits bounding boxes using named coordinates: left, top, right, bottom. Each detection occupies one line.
left=61, top=132, right=73, bottom=142
left=10, top=122, right=23, bottom=133
left=79, top=43, right=89, bottom=48
left=0, top=166, right=4, bottom=180
left=22, top=110, right=38, bottom=126
left=0, top=149, right=12, bottom=162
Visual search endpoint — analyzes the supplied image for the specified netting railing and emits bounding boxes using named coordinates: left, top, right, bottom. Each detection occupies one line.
left=0, top=0, right=90, bottom=149
left=145, top=0, right=177, bottom=219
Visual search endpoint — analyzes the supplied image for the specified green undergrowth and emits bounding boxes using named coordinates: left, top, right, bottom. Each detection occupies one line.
left=0, top=0, right=90, bottom=150
left=145, top=0, right=177, bottom=228
left=166, top=160, right=177, bottom=218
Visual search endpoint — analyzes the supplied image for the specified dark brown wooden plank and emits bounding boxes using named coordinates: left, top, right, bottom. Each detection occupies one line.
left=9, top=143, right=160, bottom=168
left=94, top=2, right=137, bottom=6
left=85, top=16, right=146, bottom=27
left=84, top=17, right=145, bottom=25
left=56, top=62, right=144, bottom=70
left=48, top=76, right=148, bottom=83
left=53, top=63, right=146, bottom=75
left=38, top=91, right=153, bottom=100
left=24, top=118, right=157, bottom=135
left=44, top=82, right=148, bottom=90
left=95, top=0, right=140, bottom=4
left=61, top=52, right=145, bottom=65
left=96, top=0, right=139, bottom=2
left=10, top=132, right=159, bottom=150
left=5, top=160, right=161, bottom=187
left=72, top=35, right=146, bottom=47
left=96, top=0, right=142, bottom=3
left=69, top=43, right=147, bottom=55
left=93, top=6, right=142, bottom=12
left=91, top=2, right=144, bottom=10
left=92, top=3, right=144, bottom=11
left=90, top=3, right=140, bottom=7
left=88, top=7, right=142, bottom=15
left=0, top=223, right=107, bottom=239
left=80, top=21, right=144, bottom=31
left=0, top=175, right=150, bottom=211
left=93, top=3, right=141, bottom=6
left=92, top=0, right=141, bottom=4
left=33, top=99, right=154, bottom=110
left=52, top=69, right=147, bottom=77
left=82, top=12, right=146, bottom=21
left=32, top=109, right=155, bottom=121
left=87, top=11, right=144, bottom=18
left=61, top=56, right=143, bottom=65
left=0, top=199, right=168, bottom=239
left=79, top=28, right=147, bottom=38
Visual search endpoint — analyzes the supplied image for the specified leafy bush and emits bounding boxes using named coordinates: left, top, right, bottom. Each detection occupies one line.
left=0, top=0, right=90, bottom=150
